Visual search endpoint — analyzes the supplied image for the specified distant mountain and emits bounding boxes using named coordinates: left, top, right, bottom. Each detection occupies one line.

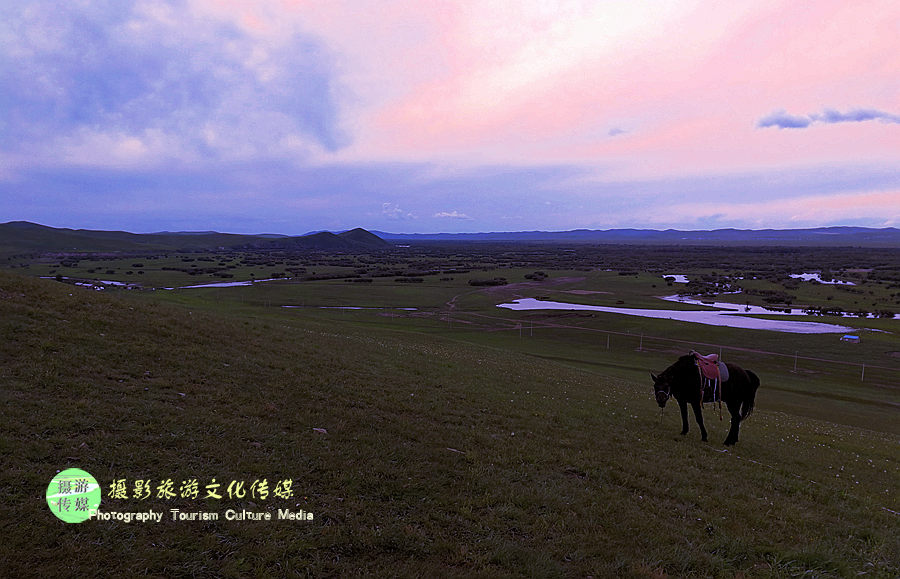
left=3, top=221, right=897, bottom=255
left=339, top=227, right=391, bottom=247
left=0, top=221, right=269, bottom=253
left=151, top=230, right=222, bottom=236
left=233, top=228, right=392, bottom=251
left=0, top=222, right=391, bottom=255
left=373, top=226, right=900, bottom=247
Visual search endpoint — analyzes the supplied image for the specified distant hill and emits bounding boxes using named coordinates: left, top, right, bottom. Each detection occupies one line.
left=374, top=226, right=900, bottom=247
left=232, top=228, right=392, bottom=251
left=0, top=221, right=391, bottom=255
left=339, top=227, right=392, bottom=247
left=3, top=221, right=897, bottom=255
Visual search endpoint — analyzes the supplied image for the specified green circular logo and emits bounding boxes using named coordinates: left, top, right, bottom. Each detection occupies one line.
left=46, top=468, right=101, bottom=523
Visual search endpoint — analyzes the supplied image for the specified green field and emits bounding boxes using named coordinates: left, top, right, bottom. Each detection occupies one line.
left=2, top=242, right=898, bottom=577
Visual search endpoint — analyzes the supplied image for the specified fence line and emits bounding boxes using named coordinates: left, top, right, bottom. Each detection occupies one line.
left=452, top=309, right=900, bottom=375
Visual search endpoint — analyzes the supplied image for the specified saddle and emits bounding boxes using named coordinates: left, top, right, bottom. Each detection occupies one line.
left=691, top=351, right=728, bottom=382
left=690, top=351, right=729, bottom=416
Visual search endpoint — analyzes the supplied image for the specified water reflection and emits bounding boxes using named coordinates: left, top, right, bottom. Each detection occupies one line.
left=497, top=297, right=858, bottom=334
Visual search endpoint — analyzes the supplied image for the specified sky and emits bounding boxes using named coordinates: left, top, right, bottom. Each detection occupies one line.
left=0, top=0, right=898, bottom=234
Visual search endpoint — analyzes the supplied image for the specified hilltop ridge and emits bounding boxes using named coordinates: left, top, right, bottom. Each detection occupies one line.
left=3, top=221, right=898, bottom=257
left=0, top=221, right=391, bottom=255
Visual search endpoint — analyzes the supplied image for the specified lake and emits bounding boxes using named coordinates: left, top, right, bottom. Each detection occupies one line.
left=789, top=273, right=855, bottom=285
left=497, top=297, right=858, bottom=334
left=178, top=277, right=285, bottom=289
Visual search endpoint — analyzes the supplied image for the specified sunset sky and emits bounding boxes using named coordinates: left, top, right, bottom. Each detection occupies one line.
left=1, top=1, right=898, bottom=234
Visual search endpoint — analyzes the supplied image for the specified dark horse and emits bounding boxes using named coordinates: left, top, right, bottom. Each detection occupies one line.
left=651, top=353, right=760, bottom=445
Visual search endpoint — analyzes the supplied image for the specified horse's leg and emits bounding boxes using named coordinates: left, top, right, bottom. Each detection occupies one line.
left=724, top=400, right=741, bottom=445
left=679, top=399, right=689, bottom=435
left=691, top=400, right=708, bottom=442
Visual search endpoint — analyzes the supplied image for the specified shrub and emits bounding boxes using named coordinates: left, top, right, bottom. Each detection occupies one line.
left=468, top=277, right=507, bottom=287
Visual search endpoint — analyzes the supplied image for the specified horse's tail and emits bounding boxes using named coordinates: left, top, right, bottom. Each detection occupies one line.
left=740, top=370, right=760, bottom=421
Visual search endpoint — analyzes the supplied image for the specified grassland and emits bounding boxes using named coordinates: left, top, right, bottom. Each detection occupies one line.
left=135, top=258, right=897, bottom=434
left=2, top=242, right=899, bottom=577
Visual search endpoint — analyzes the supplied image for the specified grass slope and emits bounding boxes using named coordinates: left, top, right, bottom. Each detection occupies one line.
left=1, top=271, right=897, bottom=577
left=0, top=221, right=391, bottom=257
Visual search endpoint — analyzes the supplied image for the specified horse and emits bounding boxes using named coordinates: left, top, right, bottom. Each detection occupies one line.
left=650, top=353, right=760, bottom=445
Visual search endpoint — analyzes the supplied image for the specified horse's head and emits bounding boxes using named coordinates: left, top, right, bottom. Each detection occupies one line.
left=650, top=371, right=671, bottom=408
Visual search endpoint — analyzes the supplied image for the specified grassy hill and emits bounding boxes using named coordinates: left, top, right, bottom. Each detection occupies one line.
left=0, top=221, right=252, bottom=254
left=0, top=221, right=391, bottom=256
left=1, top=271, right=897, bottom=577
left=235, top=228, right=392, bottom=251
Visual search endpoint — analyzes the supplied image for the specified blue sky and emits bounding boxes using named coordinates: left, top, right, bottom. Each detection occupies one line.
left=1, top=1, right=898, bottom=234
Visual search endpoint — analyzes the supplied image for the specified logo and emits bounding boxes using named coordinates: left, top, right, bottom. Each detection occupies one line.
left=46, top=468, right=101, bottom=523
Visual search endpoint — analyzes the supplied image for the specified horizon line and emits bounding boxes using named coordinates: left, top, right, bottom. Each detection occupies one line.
left=4, top=220, right=898, bottom=238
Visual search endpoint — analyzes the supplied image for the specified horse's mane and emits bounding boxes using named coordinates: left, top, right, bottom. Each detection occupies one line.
left=656, top=354, right=694, bottom=382
left=669, top=354, right=696, bottom=372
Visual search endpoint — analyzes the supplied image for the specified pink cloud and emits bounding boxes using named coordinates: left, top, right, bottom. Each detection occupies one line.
left=108, top=1, right=900, bottom=179
left=313, top=1, right=898, bottom=176
left=660, top=190, right=900, bottom=228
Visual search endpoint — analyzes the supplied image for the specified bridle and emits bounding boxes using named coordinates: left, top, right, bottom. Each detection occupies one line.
left=653, top=375, right=671, bottom=404
left=656, top=385, right=670, bottom=402
left=650, top=369, right=674, bottom=424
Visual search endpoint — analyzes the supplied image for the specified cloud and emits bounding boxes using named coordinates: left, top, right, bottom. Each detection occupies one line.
left=756, top=110, right=814, bottom=129
left=758, top=108, right=900, bottom=129
left=0, top=1, right=346, bottom=168
left=4, top=158, right=897, bottom=233
left=815, top=108, right=900, bottom=124
left=2, top=1, right=898, bottom=233
left=434, top=210, right=471, bottom=220
left=381, top=203, right=416, bottom=220
left=648, top=190, right=900, bottom=229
